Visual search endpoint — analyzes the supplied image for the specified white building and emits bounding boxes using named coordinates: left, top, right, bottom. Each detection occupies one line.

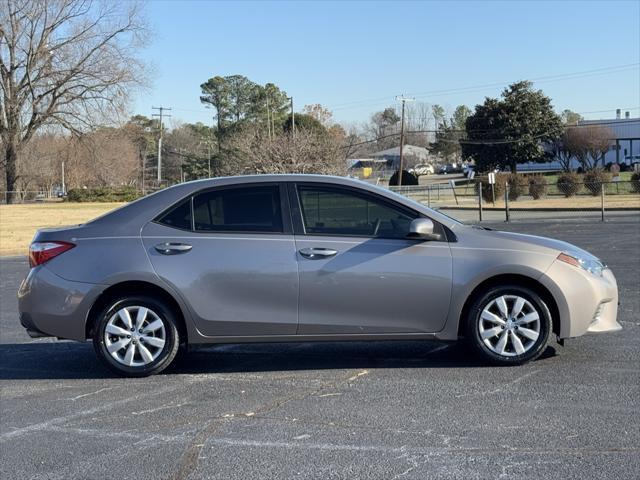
left=518, top=112, right=640, bottom=171
left=581, top=113, right=639, bottom=165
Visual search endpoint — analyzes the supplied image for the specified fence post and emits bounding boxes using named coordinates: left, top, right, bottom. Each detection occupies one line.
left=505, top=183, right=510, bottom=223
left=478, top=182, right=483, bottom=222
left=450, top=180, right=459, bottom=205
left=601, top=183, right=605, bottom=222
left=427, top=185, right=431, bottom=208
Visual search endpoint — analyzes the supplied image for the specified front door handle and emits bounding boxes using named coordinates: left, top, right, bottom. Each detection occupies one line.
left=155, top=242, right=193, bottom=255
left=298, top=247, right=338, bottom=260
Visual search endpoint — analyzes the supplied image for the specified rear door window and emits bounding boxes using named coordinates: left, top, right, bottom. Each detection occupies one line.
left=157, top=199, right=192, bottom=230
left=193, top=185, right=283, bottom=233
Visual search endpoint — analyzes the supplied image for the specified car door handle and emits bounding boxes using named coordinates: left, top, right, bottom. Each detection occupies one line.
left=154, top=243, right=193, bottom=255
left=298, top=247, right=338, bottom=259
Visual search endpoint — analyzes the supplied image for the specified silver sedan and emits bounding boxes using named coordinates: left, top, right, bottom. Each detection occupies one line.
left=18, top=175, right=621, bottom=376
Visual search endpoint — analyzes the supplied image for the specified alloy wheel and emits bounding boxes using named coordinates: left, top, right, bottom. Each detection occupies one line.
left=104, top=306, right=166, bottom=367
left=478, top=295, right=541, bottom=357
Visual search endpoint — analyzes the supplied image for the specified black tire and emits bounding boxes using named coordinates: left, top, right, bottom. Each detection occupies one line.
left=465, top=285, right=551, bottom=365
left=92, top=295, right=180, bottom=377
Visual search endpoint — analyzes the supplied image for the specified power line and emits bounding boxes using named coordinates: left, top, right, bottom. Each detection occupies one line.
left=340, top=119, right=640, bottom=151
left=328, top=63, right=640, bottom=111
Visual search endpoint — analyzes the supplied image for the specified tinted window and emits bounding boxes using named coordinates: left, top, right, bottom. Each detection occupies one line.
left=158, top=199, right=192, bottom=230
left=193, top=185, right=283, bottom=232
left=298, top=186, right=415, bottom=238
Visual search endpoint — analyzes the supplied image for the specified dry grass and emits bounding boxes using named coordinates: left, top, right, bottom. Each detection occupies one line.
left=0, top=202, right=123, bottom=256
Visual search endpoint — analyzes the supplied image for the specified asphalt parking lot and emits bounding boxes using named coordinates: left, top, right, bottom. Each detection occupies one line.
left=1, top=219, right=639, bottom=479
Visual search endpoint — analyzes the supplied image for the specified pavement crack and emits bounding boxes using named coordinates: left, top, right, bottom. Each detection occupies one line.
left=170, top=367, right=375, bottom=479
left=455, top=369, right=541, bottom=398
left=68, top=387, right=114, bottom=401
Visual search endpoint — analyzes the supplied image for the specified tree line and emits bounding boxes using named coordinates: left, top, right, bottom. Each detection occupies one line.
left=0, top=1, right=621, bottom=203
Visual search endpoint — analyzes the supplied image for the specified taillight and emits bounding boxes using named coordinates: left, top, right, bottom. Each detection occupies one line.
left=29, top=241, right=75, bottom=268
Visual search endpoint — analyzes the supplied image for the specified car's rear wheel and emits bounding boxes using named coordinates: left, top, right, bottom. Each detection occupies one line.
left=465, top=286, right=551, bottom=365
left=93, top=295, right=180, bottom=377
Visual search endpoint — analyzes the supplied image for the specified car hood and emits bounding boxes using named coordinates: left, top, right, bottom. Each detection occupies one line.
left=473, top=227, right=599, bottom=261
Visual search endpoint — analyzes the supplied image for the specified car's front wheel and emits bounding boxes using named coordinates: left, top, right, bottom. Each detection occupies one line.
left=93, top=295, right=180, bottom=377
left=465, top=286, right=551, bottom=365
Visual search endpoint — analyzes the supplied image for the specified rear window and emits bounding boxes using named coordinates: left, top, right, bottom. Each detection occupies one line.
left=157, top=199, right=192, bottom=230
left=192, top=185, right=283, bottom=233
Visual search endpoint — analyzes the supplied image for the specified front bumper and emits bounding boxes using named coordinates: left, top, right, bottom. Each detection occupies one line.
left=18, top=266, right=104, bottom=341
left=540, top=261, right=621, bottom=339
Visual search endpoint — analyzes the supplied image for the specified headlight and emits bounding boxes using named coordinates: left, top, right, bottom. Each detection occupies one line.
left=557, top=251, right=605, bottom=277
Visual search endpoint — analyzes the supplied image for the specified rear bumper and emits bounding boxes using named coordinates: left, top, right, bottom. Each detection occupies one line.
left=540, top=261, right=620, bottom=339
left=18, top=266, right=104, bottom=341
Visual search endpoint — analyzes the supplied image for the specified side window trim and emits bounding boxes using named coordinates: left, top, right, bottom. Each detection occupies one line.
left=154, top=182, right=293, bottom=235
left=292, top=182, right=423, bottom=240
left=287, top=182, right=306, bottom=235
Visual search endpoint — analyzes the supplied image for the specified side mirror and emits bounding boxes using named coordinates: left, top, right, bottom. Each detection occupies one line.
left=407, top=218, right=441, bottom=241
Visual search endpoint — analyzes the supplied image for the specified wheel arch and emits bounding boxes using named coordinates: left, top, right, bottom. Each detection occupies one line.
left=85, top=280, right=189, bottom=344
left=457, top=273, right=561, bottom=338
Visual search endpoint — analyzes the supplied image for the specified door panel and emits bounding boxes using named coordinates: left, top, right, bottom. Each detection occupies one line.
left=291, top=183, right=453, bottom=335
left=295, top=237, right=452, bottom=334
left=141, top=183, right=298, bottom=337
left=142, top=222, right=298, bottom=336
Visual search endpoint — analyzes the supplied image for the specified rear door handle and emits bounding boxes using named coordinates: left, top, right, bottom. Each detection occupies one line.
left=155, top=242, right=192, bottom=255
left=298, top=247, right=338, bottom=259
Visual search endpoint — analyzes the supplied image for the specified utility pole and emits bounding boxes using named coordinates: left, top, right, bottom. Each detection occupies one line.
left=266, top=95, right=272, bottom=141
left=152, top=106, right=171, bottom=183
left=395, top=95, right=415, bottom=187
left=61, top=161, right=65, bottom=195
left=289, top=97, right=295, bottom=137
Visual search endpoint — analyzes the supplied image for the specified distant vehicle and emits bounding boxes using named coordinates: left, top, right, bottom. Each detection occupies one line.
left=19, top=175, right=620, bottom=376
left=409, top=164, right=434, bottom=176
left=438, top=164, right=463, bottom=175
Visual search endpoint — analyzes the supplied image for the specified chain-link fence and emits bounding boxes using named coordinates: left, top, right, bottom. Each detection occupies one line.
left=0, top=191, right=64, bottom=204
left=389, top=181, right=640, bottom=223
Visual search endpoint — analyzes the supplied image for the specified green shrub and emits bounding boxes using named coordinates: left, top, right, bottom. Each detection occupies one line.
left=506, top=173, right=529, bottom=201
left=477, top=174, right=507, bottom=202
left=66, top=186, right=141, bottom=203
left=528, top=175, right=548, bottom=200
left=583, top=169, right=612, bottom=196
left=556, top=172, right=581, bottom=198
left=631, top=172, right=640, bottom=194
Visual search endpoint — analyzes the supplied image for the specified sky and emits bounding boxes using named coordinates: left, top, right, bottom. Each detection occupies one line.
left=131, top=0, right=640, bottom=127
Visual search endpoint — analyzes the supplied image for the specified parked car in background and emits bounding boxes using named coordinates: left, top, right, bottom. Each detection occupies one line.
left=19, top=175, right=621, bottom=376
left=409, top=164, right=434, bottom=176
left=438, top=164, right=463, bottom=174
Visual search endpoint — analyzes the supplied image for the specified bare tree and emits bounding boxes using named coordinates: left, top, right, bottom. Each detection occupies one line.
left=16, top=132, right=63, bottom=195
left=550, top=131, right=574, bottom=172
left=221, top=128, right=346, bottom=176
left=564, top=125, right=613, bottom=171
left=0, top=0, right=148, bottom=202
